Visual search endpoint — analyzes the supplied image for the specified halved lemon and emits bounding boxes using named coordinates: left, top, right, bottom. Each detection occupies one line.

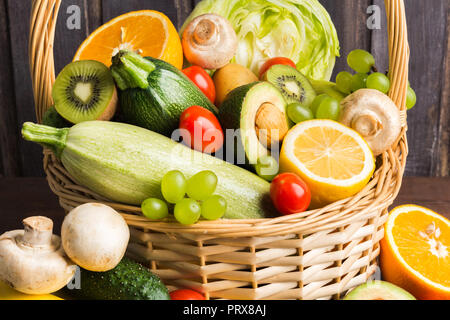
left=73, top=10, right=183, bottom=69
left=380, top=205, right=450, bottom=300
left=279, top=120, right=375, bottom=209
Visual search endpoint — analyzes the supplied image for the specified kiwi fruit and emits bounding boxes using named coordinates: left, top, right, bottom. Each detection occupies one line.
left=52, top=60, right=118, bottom=124
left=42, top=106, right=72, bottom=128
left=262, top=64, right=316, bottom=108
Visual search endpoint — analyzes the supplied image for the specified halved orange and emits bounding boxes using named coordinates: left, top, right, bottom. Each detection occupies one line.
left=380, top=205, right=450, bottom=300
left=73, top=10, right=183, bottom=69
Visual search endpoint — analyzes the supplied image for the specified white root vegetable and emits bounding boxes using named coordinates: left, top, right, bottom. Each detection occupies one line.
left=182, top=13, right=238, bottom=70
left=61, top=203, right=130, bottom=272
left=0, top=216, right=76, bottom=294
left=340, top=89, right=402, bottom=156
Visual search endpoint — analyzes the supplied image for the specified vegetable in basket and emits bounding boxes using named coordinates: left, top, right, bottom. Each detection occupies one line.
left=110, top=50, right=218, bottom=137
left=181, top=0, right=340, bottom=81
left=22, top=121, right=277, bottom=219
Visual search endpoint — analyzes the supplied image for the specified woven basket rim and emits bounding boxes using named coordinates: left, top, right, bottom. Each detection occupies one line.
left=31, top=0, right=410, bottom=238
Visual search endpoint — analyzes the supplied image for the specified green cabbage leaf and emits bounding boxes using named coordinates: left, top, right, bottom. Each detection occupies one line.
left=181, top=0, right=340, bottom=81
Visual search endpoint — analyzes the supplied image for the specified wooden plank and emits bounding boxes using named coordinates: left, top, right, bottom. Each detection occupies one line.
left=372, top=0, right=448, bottom=177
left=433, top=5, right=450, bottom=177
left=319, top=0, right=372, bottom=80
left=6, top=0, right=42, bottom=177
left=53, top=0, right=101, bottom=75
left=101, top=0, right=178, bottom=25
left=0, top=0, right=21, bottom=177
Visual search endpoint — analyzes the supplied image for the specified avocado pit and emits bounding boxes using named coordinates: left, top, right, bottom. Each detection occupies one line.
left=255, top=102, right=289, bottom=149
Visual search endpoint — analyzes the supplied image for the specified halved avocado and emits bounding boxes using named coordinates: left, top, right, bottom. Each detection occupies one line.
left=343, top=281, right=416, bottom=300
left=219, top=82, right=289, bottom=167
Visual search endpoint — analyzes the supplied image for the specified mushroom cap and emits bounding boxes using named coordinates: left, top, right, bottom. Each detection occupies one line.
left=182, top=13, right=238, bottom=70
left=340, top=89, right=402, bottom=156
left=0, top=228, right=76, bottom=295
left=62, top=203, right=130, bottom=272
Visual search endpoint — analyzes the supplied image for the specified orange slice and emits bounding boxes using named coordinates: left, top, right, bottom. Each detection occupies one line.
left=74, top=10, right=183, bottom=69
left=380, top=205, right=450, bottom=300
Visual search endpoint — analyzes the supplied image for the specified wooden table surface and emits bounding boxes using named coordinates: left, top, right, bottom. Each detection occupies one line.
left=0, top=177, right=449, bottom=235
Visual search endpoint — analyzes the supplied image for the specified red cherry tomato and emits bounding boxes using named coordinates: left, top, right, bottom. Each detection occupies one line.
left=183, top=66, right=216, bottom=103
left=259, top=57, right=297, bottom=78
left=270, top=173, right=311, bottom=215
left=170, top=289, right=206, bottom=300
left=179, top=106, right=224, bottom=154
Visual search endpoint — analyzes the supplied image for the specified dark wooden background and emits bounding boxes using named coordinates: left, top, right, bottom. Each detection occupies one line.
left=0, top=0, right=448, bottom=178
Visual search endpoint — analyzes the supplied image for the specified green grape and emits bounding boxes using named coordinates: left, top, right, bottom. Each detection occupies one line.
left=201, top=195, right=227, bottom=220
left=161, top=170, right=187, bottom=204
left=336, top=71, right=353, bottom=94
left=366, top=72, right=391, bottom=94
left=406, top=86, right=417, bottom=110
left=174, top=198, right=201, bottom=225
left=347, top=49, right=375, bottom=73
left=287, top=103, right=314, bottom=124
left=141, top=198, right=169, bottom=220
left=255, top=155, right=279, bottom=182
left=351, top=73, right=368, bottom=92
left=187, top=171, right=218, bottom=200
left=310, top=94, right=330, bottom=116
left=315, top=96, right=340, bottom=121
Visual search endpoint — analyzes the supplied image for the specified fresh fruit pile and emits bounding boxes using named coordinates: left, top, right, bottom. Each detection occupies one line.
left=9, top=0, right=440, bottom=302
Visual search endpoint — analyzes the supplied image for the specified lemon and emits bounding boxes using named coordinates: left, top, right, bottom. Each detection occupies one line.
left=279, top=120, right=375, bottom=209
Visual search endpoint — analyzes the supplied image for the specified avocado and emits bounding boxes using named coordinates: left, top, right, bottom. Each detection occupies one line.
left=42, top=106, right=72, bottom=128
left=64, top=257, right=170, bottom=300
left=219, top=81, right=289, bottom=167
left=343, top=281, right=416, bottom=300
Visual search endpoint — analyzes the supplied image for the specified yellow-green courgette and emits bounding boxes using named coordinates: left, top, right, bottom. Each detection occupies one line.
left=22, top=121, right=277, bottom=219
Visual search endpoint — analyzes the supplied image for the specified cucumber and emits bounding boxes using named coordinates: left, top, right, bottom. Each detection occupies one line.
left=65, top=258, right=170, bottom=300
left=22, top=121, right=277, bottom=219
left=111, top=50, right=218, bottom=137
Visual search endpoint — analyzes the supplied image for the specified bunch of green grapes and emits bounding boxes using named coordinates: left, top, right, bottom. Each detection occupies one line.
left=141, top=170, right=227, bottom=225
left=337, top=49, right=417, bottom=109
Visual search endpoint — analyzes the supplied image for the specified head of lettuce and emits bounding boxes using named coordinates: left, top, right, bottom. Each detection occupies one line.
left=181, top=0, right=340, bottom=81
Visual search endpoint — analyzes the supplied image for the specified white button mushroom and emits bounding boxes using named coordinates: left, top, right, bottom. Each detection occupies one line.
left=182, top=13, right=238, bottom=70
left=0, top=216, right=76, bottom=295
left=339, top=89, right=403, bottom=156
left=61, top=203, right=130, bottom=272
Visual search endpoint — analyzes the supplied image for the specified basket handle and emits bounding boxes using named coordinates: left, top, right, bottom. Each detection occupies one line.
left=385, top=0, right=410, bottom=126
left=28, top=0, right=409, bottom=123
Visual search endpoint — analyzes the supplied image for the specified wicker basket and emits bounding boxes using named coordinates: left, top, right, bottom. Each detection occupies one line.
left=29, top=0, right=409, bottom=300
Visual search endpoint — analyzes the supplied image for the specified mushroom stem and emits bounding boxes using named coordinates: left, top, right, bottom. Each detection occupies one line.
left=255, top=103, right=289, bottom=149
left=193, top=19, right=217, bottom=46
left=351, top=112, right=383, bottom=138
left=21, top=216, right=53, bottom=248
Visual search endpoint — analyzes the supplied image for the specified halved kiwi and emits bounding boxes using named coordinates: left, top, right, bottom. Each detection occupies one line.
left=52, top=60, right=118, bottom=124
left=262, top=64, right=316, bottom=108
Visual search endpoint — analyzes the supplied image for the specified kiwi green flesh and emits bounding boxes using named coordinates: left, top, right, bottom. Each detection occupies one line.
left=264, top=64, right=316, bottom=107
left=240, top=82, right=289, bottom=164
left=53, top=60, right=116, bottom=124
left=343, top=281, right=416, bottom=300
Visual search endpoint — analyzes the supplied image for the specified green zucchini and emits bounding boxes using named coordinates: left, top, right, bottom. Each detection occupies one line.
left=65, top=257, right=170, bottom=300
left=111, top=50, right=218, bottom=137
left=22, top=121, right=277, bottom=219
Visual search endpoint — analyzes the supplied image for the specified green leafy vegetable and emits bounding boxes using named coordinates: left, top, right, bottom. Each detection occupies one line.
left=181, top=0, right=340, bottom=81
